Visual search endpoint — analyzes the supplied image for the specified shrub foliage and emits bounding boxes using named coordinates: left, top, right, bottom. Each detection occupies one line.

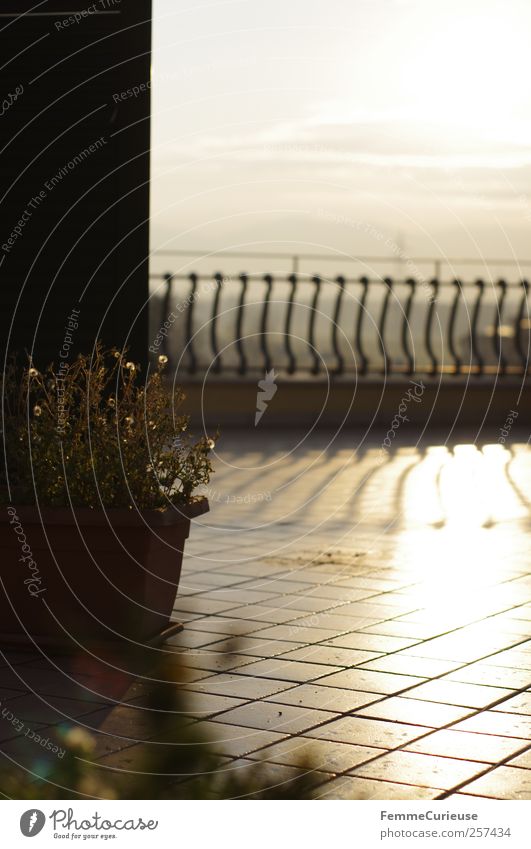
left=1, top=346, right=214, bottom=508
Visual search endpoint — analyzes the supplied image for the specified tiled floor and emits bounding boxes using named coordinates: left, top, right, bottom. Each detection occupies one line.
left=1, top=430, right=530, bottom=798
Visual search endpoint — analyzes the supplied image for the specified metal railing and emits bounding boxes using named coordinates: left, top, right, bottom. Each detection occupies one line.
left=149, top=270, right=530, bottom=380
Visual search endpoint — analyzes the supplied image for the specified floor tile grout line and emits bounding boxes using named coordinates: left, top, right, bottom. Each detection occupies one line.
left=172, top=584, right=379, bottom=626
left=177, top=562, right=379, bottom=595
left=169, top=617, right=529, bottom=672
left=435, top=740, right=531, bottom=800
left=178, top=562, right=429, bottom=614
left=183, top=630, right=531, bottom=698
left=188, top=565, right=439, bottom=601
left=210, top=671, right=531, bottom=742
left=221, top=679, right=531, bottom=797
left=198, top=674, right=531, bottom=791
left=310, top=773, right=443, bottom=800
left=178, top=592, right=531, bottom=670
left=4, top=620, right=527, bottom=774
left=310, top=679, right=531, bottom=791
left=184, top=573, right=423, bottom=612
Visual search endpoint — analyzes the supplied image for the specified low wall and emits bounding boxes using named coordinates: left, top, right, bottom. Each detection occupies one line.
left=178, top=376, right=529, bottom=431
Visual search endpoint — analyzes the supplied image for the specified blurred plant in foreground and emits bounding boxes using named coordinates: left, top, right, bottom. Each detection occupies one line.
left=0, top=650, right=319, bottom=800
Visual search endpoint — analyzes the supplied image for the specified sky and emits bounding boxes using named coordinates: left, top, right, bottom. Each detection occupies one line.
left=150, top=0, right=531, bottom=274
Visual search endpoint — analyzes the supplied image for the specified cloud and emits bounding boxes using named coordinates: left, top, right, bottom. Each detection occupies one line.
left=155, top=116, right=531, bottom=174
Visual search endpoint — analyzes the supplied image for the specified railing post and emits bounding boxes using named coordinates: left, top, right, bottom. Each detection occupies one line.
left=448, top=279, right=463, bottom=374
left=186, top=273, right=198, bottom=374
left=161, top=272, right=173, bottom=365
left=309, top=276, right=321, bottom=375
left=379, top=277, right=393, bottom=375
left=471, top=280, right=485, bottom=375
left=425, top=279, right=439, bottom=375
left=236, top=273, right=248, bottom=375
left=261, top=274, right=274, bottom=373
left=514, top=279, right=529, bottom=373
left=332, top=276, right=346, bottom=375
left=494, top=279, right=508, bottom=376
left=402, top=278, right=416, bottom=375
left=285, top=273, right=298, bottom=374
left=355, top=276, right=369, bottom=375
left=210, top=272, right=223, bottom=374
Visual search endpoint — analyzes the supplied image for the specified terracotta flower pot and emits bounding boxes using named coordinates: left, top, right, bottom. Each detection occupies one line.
left=0, top=499, right=209, bottom=649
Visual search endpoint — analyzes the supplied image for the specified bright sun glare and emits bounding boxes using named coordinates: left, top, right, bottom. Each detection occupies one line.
left=398, top=5, right=529, bottom=131
left=321, top=3, right=531, bottom=138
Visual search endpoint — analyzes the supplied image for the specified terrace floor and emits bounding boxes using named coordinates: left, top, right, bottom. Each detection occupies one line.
left=1, top=428, right=531, bottom=798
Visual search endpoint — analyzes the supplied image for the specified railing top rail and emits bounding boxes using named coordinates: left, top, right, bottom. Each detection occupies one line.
left=149, top=272, right=526, bottom=288
left=151, top=248, right=531, bottom=268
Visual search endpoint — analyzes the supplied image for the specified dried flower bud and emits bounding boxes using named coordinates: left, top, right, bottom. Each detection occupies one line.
left=207, top=438, right=216, bottom=449
left=28, top=368, right=39, bottom=378
left=125, top=361, right=136, bottom=372
left=33, top=405, right=42, bottom=417
left=158, top=354, right=168, bottom=365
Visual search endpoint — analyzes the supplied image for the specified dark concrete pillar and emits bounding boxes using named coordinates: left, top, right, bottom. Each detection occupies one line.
left=0, top=1, right=152, bottom=369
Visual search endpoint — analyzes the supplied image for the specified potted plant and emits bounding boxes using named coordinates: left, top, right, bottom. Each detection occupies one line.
left=0, top=346, right=214, bottom=649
